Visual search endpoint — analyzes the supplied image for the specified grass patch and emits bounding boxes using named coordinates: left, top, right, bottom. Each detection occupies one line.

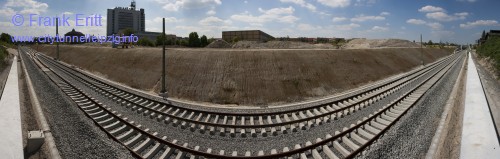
left=477, top=36, right=500, bottom=76
left=0, top=42, right=16, bottom=49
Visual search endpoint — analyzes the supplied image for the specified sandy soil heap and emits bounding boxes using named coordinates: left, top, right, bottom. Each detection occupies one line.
left=36, top=45, right=450, bottom=106
left=206, top=40, right=232, bottom=48
left=343, top=39, right=420, bottom=49
left=231, top=41, right=336, bottom=49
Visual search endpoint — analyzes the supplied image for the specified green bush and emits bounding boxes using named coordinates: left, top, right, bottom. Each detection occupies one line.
left=477, top=36, right=500, bottom=76
left=0, top=46, right=7, bottom=69
left=137, top=38, right=155, bottom=47
left=179, top=39, right=189, bottom=46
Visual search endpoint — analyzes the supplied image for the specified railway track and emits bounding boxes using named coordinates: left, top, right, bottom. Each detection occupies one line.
left=21, top=46, right=465, bottom=158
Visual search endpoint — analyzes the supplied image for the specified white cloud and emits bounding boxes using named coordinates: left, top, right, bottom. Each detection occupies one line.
left=426, top=22, right=443, bottom=30
left=460, top=20, right=499, bottom=29
left=199, top=16, right=221, bottom=25
left=458, top=0, right=477, bottom=2
left=332, top=17, right=347, bottom=22
left=351, top=14, right=385, bottom=22
left=279, top=15, right=300, bottom=23
left=230, top=7, right=299, bottom=25
left=317, top=0, right=351, bottom=8
left=0, top=0, right=48, bottom=16
left=333, top=23, right=360, bottom=30
left=454, top=12, right=469, bottom=17
left=206, top=10, right=216, bottom=15
left=280, top=0, right=316, bottom=11
left=317, top=11, right=331, bottom=16
left=406, top=19, right=444, bottom=30
left=145, top=17, right=180, bottom=32
left=198, top=16, right=232, bottom=26
left=157, top=0, right=222, bottom=12
left=297, top=23, right=322, bottom=31
left=418, top=5, right=445, bottom=12
left=406, top=19, right=426, bottom=25
left=152, top=17, right=180, bottom=23
left=0, top=7, right=15, bottom=17
left=426, top=11, right=468, bottom=22
left=417, top=5, right=469, bottom=22
left=0, top=22, right=12, bottom=27
left=371, top=26, right=388, bottom=31
left=431, top=30, right=455, bottom=40
left=249, top=23, right=263, bottom=27
left=355, top=0, right=377, bottom=6
left=380, top=12, right=390, bottom=16
left=258, top=7, right=294, bottom=14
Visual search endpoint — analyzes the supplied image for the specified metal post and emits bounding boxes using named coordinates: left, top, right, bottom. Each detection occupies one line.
left=160, top=18, right=167, bottom=98
left=56, top=18, right=59, bottom=60
left=420, top=34, right=423, bottom=66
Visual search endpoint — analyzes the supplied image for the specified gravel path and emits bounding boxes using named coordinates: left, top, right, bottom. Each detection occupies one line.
left=18, top=62, right=49, bottom=159
left=435, top=54, right=466, bottom=159
left=361, top=54, right=464, bottom=158
left=21, top=51, right=133, bottom=159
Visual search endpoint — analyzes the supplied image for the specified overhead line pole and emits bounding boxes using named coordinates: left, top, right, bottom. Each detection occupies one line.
left=420, top=34, right=423, bottom=66
left=56, top=18, right=59, bottom=60
left=160, top=18, right=167, bottom=99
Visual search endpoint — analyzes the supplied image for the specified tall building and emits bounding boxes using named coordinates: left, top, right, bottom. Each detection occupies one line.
left=106, top=0, right=145, bottom=36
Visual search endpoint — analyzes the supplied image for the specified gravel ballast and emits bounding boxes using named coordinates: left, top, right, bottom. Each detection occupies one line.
left=20, top=51, right=132, bottom=159
left=26, top=46, right=463, bottom=158
left=361, top=54, right=465, bottom=158
left=39, top=50, right=461, bottom=155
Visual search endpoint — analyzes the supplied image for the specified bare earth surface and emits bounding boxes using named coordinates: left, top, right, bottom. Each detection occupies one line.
left=36, top=45, right=450, bottom=106
left=342, top=38, right=420, bottom=49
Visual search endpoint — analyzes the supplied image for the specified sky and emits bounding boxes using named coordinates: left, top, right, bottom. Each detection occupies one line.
left=0, top=0, right=499, bottom=44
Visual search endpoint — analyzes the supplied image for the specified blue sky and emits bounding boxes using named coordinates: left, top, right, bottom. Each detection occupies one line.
left=1, top=0, right=499, bottom=44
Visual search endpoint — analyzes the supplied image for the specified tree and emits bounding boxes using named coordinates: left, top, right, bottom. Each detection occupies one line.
left=482, top=30, right=486, bottom=39
left=179, top=39, right=189, bottom=46
left=166, top=39, right=174, bottom=45
left=0, top=33, right=12, bottom=43
left=123, top=28, right=135, bottom=36
left=428, top=40, right=433, bottom=45
left=208, top=37, right=216, bottom=44
left=200, top=35, right=208, bottom=47
left=137, top=38, right=154, bottom=47
left=188, top=32, right=200, bottom=47
left=156, top=33, right=166, bottom=46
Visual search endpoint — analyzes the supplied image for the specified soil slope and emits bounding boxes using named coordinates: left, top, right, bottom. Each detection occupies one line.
left=36, top=45, right=450, bottom=106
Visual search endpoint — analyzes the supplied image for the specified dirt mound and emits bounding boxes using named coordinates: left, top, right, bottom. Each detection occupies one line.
left=343, top=39, right=420, bottom=49
left=206, top=40, right=232, bottom=48
left=232, top=41, right=336, bottom=49
left=36, top=45, right=450, bottom=106
left=231, top=41, right=261, bottom=49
